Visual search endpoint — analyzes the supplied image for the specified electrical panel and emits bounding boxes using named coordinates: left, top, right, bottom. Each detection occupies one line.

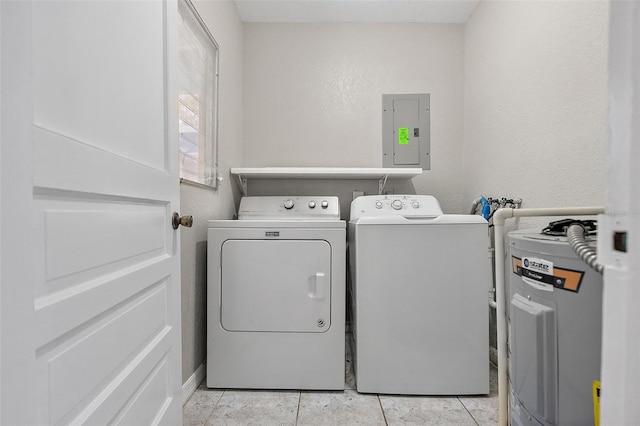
left=382, top=93, right=430, bottom=169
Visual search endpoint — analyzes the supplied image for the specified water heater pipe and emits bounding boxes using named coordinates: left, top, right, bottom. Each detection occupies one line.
left=493, top=206, right=605, bottom=426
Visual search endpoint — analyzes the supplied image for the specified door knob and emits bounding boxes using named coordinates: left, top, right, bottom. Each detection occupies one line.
left=172, top=212, right=193, bottom=229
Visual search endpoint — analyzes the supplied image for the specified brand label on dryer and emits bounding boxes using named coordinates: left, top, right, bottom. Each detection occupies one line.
left=265, top=231, right=280, bottom=237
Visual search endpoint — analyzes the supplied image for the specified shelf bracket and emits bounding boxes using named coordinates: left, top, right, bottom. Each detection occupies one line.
left=378, top=175, right=389, bottom=195
left=237, top=174, right=248, bottom=197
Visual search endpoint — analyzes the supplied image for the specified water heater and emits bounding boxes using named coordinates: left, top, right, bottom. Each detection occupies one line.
left=508, top=229, right=602, bottom=426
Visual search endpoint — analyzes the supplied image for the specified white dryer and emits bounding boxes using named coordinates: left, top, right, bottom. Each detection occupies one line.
left=207, top=196, right=345, bottom=390
left=349, top=195, right=490, bottom=395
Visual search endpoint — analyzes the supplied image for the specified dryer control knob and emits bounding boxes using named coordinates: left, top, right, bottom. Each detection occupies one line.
left=375, top=201, right=383, bottom=209
left=321, top=200, right=329, bottom=209
left=284, top=199, right=295, bottom=209
left=411, top=200, right=420, bottom=209
left=391, top=200, right=403, bottom=210
left=308, top=201, right=316, bottom=209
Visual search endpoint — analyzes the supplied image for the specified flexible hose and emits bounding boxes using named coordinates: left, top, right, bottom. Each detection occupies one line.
left=567, top=224, right=604, bottom=274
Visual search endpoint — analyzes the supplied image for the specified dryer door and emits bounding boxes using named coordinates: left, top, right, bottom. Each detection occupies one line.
left=220, top=239, right=332, bottom=333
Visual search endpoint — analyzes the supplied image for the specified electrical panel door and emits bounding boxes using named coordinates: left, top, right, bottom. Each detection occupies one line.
left=382, top=93, right=430, bottom=169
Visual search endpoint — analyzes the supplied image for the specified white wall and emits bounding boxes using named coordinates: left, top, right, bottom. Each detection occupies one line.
left=180, top=0, right=244, bottom=384
left=243, top=23, right=466, bottom=214
left=463, top=1, right=609, bottom=227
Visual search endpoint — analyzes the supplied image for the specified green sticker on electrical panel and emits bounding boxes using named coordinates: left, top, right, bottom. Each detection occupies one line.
left=398, top=127, right=409, bottom=145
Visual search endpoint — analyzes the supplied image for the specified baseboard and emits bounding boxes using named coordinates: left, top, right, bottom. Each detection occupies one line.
left=182, top=362, right=206, bottom=405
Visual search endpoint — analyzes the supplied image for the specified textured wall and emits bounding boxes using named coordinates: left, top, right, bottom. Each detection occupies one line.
left=180, top=0, right=244, bottom=384
left=243, top=23, right=466, bottom=214
left=463, top=0, right=609, bottom=354
left=463, top=0, right=609, bottom=228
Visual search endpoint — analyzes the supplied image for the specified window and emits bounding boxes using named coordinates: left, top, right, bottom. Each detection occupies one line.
left=177, top=0, right=219, bottom=187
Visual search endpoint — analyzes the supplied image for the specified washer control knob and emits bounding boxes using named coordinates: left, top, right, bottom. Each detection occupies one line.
left=308, top=201, right=316, bottom=209
left=375, top=201, right=383, bottom=209
left=391, top=199, right=403, bottom=210
left=321, top=200, right=329, bottom=209
left=411, top=200, right=420, bottom=209
left=283, top=199, right=295, bottom=209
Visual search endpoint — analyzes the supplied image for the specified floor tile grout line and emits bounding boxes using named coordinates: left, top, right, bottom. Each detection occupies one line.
left=377, top=394, right=389, bottom=426
left=202, top=389, right=225, bottom=426
left=295, top=391, right=302, bottom=425
left=457, top=396, right=480, bottom=426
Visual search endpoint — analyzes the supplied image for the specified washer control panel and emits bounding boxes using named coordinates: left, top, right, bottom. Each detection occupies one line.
left=350, top=195, right=443, bottom=219
left=238, top=196, right=340, bottom=220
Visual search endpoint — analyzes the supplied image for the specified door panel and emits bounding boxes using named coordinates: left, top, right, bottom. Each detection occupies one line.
left=40, top=202, right=166, bottom=283
left=114, top=357, right=173, bottom=425
left=32, top=1, right=166, bottom=169
left=80, top=338, right=173, bottom=425
left=221, top=239, right=332, bottom=333
left=38, top=283, right=169, bottom=425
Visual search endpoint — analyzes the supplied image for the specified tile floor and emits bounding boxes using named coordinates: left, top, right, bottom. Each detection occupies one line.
left=183, top=335, right=499, bottom=425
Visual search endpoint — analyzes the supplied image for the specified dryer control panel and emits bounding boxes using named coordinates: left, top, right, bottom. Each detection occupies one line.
left=350, top=195, right=443, bottom=220
left=238, top=196, right=340, bottom=220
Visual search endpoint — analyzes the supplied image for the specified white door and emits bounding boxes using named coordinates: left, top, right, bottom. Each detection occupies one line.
left=1, top=1, right=182, bottom=424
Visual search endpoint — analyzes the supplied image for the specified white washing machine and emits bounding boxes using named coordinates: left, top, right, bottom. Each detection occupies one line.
left=349, top=195, right=490, bottom=395
left=207, top=196, right=345, bottom=390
